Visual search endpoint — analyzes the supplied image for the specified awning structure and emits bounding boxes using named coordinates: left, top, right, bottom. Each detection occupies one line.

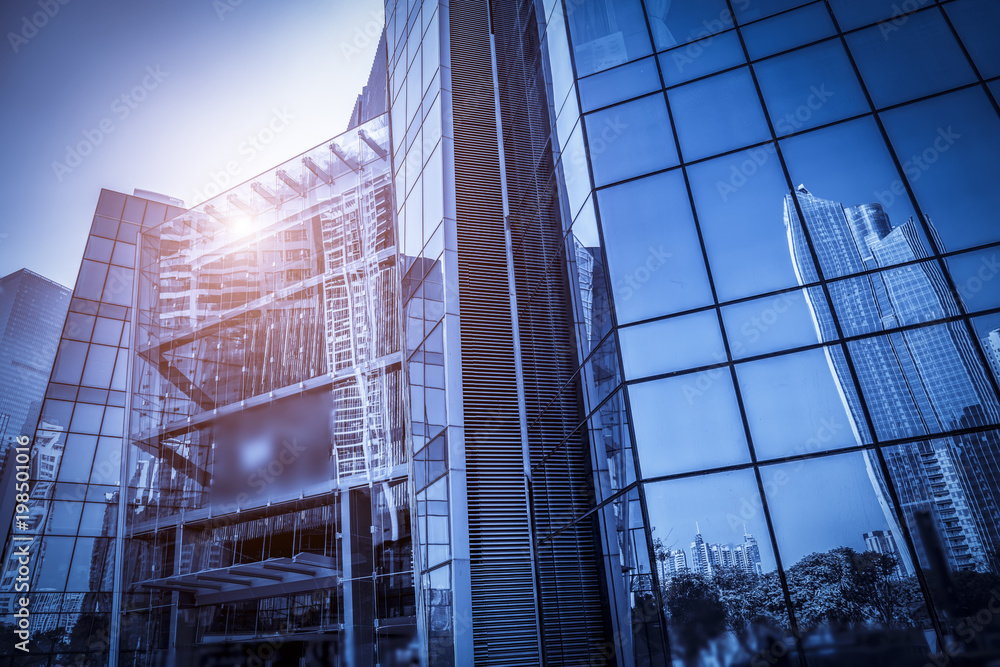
left=136, top=553, right=340, bottom=606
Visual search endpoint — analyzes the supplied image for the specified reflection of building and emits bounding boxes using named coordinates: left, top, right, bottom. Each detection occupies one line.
left=687, top=524, right=762, bottom=578
left=985, top=329, right=1000, bottom=382
left=786, top=186, right=1000, bottom=573
left=864, top=529, right=908, bottom=577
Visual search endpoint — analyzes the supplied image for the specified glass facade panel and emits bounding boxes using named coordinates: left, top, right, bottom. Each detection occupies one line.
left=619, top=309, right=725, bottom=379
left=754, top=39, right=868, bottom=136
left=629, top=370, right=750, bottom=477
left=585, top=93, right=678, bottom=186
left=846, top=9, right=976, bottom=109
left=669, top=68, right=771, bottom=160
left=599, top=170, right=713, bottom=323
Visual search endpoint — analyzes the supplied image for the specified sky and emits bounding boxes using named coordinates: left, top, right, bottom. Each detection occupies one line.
left=0, top=0, right=383, bottom=288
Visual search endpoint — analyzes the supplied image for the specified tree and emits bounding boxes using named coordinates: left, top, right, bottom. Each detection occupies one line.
left=663, top=570, right=727, bottom=667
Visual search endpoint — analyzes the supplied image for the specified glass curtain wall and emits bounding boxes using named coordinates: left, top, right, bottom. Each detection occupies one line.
left=543, top=0, right=1000, bottom=665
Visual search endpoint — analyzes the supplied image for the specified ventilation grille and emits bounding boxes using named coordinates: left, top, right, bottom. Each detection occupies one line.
left=449, top=1, right=541, bottom=664
left=491, top=0, right=611, bottom=663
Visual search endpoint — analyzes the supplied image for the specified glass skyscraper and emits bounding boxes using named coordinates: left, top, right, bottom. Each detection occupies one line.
left=4, top=0, right=1000, bottom=665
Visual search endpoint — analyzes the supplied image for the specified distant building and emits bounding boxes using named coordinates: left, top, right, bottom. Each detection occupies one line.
left=865, top=529, right=909, bottom=577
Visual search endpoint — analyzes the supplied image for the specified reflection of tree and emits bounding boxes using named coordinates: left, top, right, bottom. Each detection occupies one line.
left=660, top=547, right=931, bottom=661
left=663, top=571, right=727, bottom=666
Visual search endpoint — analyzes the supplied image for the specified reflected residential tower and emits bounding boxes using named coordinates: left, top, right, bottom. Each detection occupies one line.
left=785, top=186, right=1000, bottom=572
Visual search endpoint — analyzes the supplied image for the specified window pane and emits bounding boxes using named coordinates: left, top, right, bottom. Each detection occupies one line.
left=645, top=0, right=731, bottom=50
left=658, top=31, right=745, bottom=88
left=848, top=323, right=1000, bottom=442
left=741, top=2, right=836, bottom=60
left=846, top=10, right=976, bottom=108
left=737, top=347, right=867, bottom=461
left=619, top=309, right=725, bottom=379
left=669, top=67, right=771, bottom=160
left=585, top=94, right=678, bottom=186
left=578, top=57, right=660, bottom=112
left=598, top=170, right=713, bottom=323
left=566, top=0, right=652, bottom=75
left=81, top=344, right=117, bottom=388
left=91, top=437, right=122, bottom=485
left=91, top=318, right=123, bottom=346
left=75, top=260, right=108, bottom=301
left=945, top=0, right=1000, bottom=79
left=781, top=118, right=929, bottom=274
left=84, top=236, right=114, bottom=263
left=882, top=88, right=1000, bottom=252
left=63, top=312, right=95, bottom=342
left=972, top=313, right=1000, bottom=386
left=57, top=434, right=98, bottom=483
left=754, top=40, right=868, bottom=136
left=70, top=403, right=104, bottom=435
left=645, top=471, right=793, bottom=666
left=102, top=266, right=133, bottom=306
left=51, top=340, right=88, bottom=385
left=722, top=289, right=823, bottom=359
left=629, top=370, right=750, bottom=477
left=45, top=501, right=83, bottom=535
left=947, top=246, right=1000, bottom=314
left=688, top=145, right=798, bottom=300
left=763, top=452, right=933, bottom=662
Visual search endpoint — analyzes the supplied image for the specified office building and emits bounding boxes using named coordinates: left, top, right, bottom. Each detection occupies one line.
left=3, top=0, right=1000, bottom=665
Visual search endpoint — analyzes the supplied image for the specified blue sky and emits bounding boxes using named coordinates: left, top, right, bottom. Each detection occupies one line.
left=0, top=0, right=382, bottom=288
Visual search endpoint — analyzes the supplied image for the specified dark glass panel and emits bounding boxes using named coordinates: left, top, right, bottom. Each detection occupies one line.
left=619, top=309, right=725, bottom=379
left=658, top=30, right=744, bottom=88
left=688, top=145, right=798, bottom=301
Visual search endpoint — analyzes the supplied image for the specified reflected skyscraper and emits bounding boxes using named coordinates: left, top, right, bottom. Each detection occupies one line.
left=785, top=186, right=1000, bottom=572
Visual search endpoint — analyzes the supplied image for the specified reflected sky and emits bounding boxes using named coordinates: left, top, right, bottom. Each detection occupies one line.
left=0, top=0, right=382, bottom=287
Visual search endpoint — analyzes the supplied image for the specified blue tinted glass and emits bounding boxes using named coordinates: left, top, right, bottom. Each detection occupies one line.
left=669, top=68, right=770, bottom=160
left=645, top=0, right=732, bottom=50
left=63, top=313, right=95, bottom=342
left=948, top=247, right=1000, bottom=314
left=734, top=0, right=812, bottom=23
left=741, top=2, right=835, bottom=60
left=91, top=437, right=122, bottom=485
left=629, top=370, right=750, bottom=477
left=84, top=236, right=114, bottom=263
left=827, top=0, right=913, bottom=30
left=780, top=117, right=923, bottom=256
left=70, top=403, right=104, bottom=435
left=688, top=145, right=799, bottom=301
left=51, top=340, right=88, bottom=385
left=81, top=344, right=117, bottom=388
left=101, top=407, right=125, bottom=437
left=58, top=434, right=98, bottom=483
left=41, top=401, right=74, bottom=429
left=91, top=318, right=123, bottom=346
left=972, top=313, right=1000, bottom=386
left=658, top=30, right=745, bottom=88
left=754, top=40, right=868, bottom=136
left=846, top=10, right=976, bottom=109
left=76, top=260, right=108, bottom=302
left=598, top=170, right=714, bottom=323
left=881, top=88, right=1000, bottom=252
left=722, top=289, right=823, bottom=359
left=560, top=122, right=593, bottom=219
left=567, top=0, right=653, bottom=76
left=34, top=536, right=73, bottom=590
left=46, top=501, right=83, bottom=535
left=578, top=57, right=661, bottom=112
left=585, top=94, right=678, bottom=186
left=619, top=309, right=725, bottom=379
left=762, top=451, right=929, bottom=651
left=946, top=0, right=1000, bottom=79
left=737, top=347, right=866, bottom=460
left=644, top=470, right=792, bottom=664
